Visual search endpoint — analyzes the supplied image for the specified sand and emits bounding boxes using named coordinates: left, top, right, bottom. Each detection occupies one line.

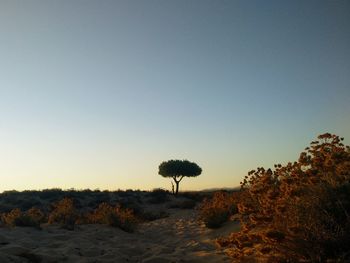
left=0, top=208, right=239, bottom=262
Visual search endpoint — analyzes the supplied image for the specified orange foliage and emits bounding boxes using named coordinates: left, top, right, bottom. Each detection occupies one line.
left=1, top=207, right=45, bottom=227
left=200, top=191, right=238, bottom=228
left=218, top=133, right=350, bottom=262
left=85, top=202, right=137, bottom=232
left=48, top=198, right=77, bottom=230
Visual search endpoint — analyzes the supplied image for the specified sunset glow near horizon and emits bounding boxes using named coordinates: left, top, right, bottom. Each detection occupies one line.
left=0, top=1, right=349, bottom=192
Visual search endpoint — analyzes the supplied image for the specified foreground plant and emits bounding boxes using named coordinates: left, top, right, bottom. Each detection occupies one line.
left=218, top=133, right=350, bottom=262
left=200, top=191, right=238, bottom=228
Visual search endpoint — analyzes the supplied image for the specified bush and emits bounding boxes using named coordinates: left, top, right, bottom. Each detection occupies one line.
left=169, top=199, right=197, bottom=209
left=199, top=191, right=238, bottom=228
left=38, top=188, right=64, bottom=201
left=1, top=208, right=45, bottom=228
left=26, top=207, right=46, bottom=224
left=18, top=198, right=42, bottom=211
left=218, top=133, right=350, bottom=262
left=118, top=198, right=143, bottom=216
left=108, top=210, right=136, bottom=232
left=148, top=188, right=170, bottom=204
left=179, top=192, right=207, bottom=202
left=48, top=198, right=77, bottom=230
left=86, top=203, right=138, bottom=232
left=86, top=203, right=114, bottom=225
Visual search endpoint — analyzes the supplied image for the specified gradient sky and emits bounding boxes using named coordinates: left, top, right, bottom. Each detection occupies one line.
left=0, top=1, right=349, bottom=192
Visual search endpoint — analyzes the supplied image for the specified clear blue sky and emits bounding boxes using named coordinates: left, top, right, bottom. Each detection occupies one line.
left=0, top=1, right=349, bottom=192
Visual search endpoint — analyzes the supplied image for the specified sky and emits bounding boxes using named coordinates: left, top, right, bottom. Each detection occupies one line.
left=0, top=0, right=349, bottom=192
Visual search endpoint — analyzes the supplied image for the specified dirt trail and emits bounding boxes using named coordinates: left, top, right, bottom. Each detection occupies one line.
left=136, top=209, right=235, bottom=262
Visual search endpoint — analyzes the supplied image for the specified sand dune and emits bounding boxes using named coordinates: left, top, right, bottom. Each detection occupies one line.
left=0, top=208, right=239, bottom=262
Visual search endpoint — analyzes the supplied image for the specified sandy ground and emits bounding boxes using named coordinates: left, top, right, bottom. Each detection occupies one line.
left=0, top=208, right=239, bottom=263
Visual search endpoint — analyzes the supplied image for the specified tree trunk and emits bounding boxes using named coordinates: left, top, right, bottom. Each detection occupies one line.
left=174, top=180, right=180, bottom=196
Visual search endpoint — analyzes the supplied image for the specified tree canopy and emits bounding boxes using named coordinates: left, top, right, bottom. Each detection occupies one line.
left=158, top=159, right=202, bottom=195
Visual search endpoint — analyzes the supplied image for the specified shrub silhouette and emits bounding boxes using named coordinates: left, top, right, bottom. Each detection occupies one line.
left=148, top=188, right=170, bottom=204
left=217, top=133, right=350, bottom=262
left=199, top=191, right=238, bottom=228
left=26, top=207, right=46, bottom=224
left=169, top=199, right=197, bottom=209
left=48, top=198, right=77, bottom=230
left=158, top=159, right=202, bottom=195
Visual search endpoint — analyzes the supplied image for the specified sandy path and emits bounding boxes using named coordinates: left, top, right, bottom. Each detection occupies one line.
left=0, top=209, right=239, bottom=262
left=136, top=209, right=234, bottom=263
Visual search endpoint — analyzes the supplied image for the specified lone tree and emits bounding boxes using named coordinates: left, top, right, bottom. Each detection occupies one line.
left=158, top=159, right=202, bottom=195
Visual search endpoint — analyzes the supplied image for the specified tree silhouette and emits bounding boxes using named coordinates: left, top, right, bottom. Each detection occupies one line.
left=158, top=159, right=202, bottom=195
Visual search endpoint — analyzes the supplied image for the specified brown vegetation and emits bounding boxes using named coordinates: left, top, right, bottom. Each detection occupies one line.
left=1, top=207, right=45, bottom=228
left=217, top=133, right=350, bottom=262
left=0, top=188, right=202, bottom=233
left=2, top=134, right=347, bottom=261
left=199, top=191, right=238, bottom=228
left=84, top=202, right=138, bottom=232
left=48, top=198, right=78, bottom=230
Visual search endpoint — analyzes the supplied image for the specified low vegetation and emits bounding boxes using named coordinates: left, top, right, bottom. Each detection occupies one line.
left=1, top=208, right=43, bottom=228
left=84, top=202, right=138, bottom=232
left=199, top=191, right=238, bottom=228
left=48, top=198, right=78, bottom=230
left=169, top=199, right=197, bottom=209
left=1, top=133, right=347, bottom=261
left=0, top=189, right=198, bottom=232
left=217, top=133, right=350, bottom=262
left=147, top=188, right=170, bottom=204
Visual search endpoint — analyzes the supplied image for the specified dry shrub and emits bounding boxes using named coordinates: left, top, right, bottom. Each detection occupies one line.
left=1, top=207, right=45, bottom=228
left=199, top=191, right=238, bottom=228
left=48, top=198, right=77, bottom=230
left=26, top=207, right=46, bottom=224
left=1, top=208, right=23, bottom=226
left=169, top=199, right=197, bottom=209
left=218, top=133, right=350, bottom=262
left=148, top=188, right=170, bottom=204
left=86, top=202, right=137, bottom=232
